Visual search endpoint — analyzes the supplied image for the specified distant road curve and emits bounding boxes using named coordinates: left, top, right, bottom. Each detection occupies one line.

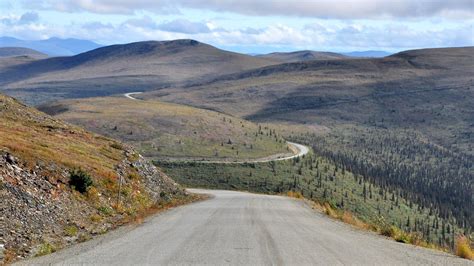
left=123, top=92, right=143, bottom=100
left=20, top=189, right=469, bottom=265
left=270, top=141, right=309, bottom=162
left=123, top=92, right=310, bottom=163
left=158, top=141, right=309, bottom=164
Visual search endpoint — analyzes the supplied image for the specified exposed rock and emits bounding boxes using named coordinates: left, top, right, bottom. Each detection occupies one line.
left=0, top=244, right=4, bottom=260
left=0, top=148, right=185, bottom=262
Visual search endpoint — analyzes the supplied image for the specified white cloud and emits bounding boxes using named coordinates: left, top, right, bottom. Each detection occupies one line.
left=2, top=12, right=473, bottom=52
left=158, top=19, right=211, bottom=34
left=23, top=0, right=474, bottom=19
left=1, top=12, right=39, bottom=26
left=19, top=11, right=39, bottom=24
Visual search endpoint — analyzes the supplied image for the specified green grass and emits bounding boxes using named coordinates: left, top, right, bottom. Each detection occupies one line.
left=64, top=225, right=78, bottom=237
left=35, top=242, right=56, bottom=256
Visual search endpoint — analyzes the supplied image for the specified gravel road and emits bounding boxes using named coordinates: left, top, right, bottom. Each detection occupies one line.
left=18, top=189, right=471, bottom=265
left=123, top=92, right=143, bottom=100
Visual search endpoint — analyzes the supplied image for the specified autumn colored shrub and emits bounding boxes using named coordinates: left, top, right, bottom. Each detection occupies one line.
left=456, top=235, right=473, bottom=260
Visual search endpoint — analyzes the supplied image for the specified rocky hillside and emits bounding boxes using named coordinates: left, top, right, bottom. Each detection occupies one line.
left=0, top=94, right=186, bottom=263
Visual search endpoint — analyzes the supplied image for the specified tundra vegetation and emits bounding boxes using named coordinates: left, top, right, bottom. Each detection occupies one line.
left=40, top=97, right=289, bottom=161
left=2, top=43, right=472, bottom=260
left=158, top=135, right=473, bottom=255
left=0, top=94, right=197, bottom=263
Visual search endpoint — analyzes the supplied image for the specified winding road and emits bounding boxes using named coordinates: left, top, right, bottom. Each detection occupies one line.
left=123, top=91, right=143, bottom=100
left=122, top=92, right=310, bottom=163
left=20, top=189, right=470, bottom=265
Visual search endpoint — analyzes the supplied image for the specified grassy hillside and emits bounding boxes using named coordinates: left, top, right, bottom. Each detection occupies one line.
left=0, top=94, right=191, bottom=262
left=39, top=97, right=290, bottom=161
left=0, top=40, right=278, bottom=105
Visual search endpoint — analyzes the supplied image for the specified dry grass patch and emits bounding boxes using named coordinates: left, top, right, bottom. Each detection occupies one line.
left=456, top=235, right=473, bottom=260
left=286, top=191, right=303, bottom=199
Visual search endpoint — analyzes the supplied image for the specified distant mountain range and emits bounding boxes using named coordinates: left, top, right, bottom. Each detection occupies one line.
left=257, top=50, right=348, bottom=62
left=254, top=50, right=391, bottom=59
left=0, top=36, right=392, bottom=59
left=0, top=37, right=102, bottom=56
left=342, top=50, right=392, bottom=58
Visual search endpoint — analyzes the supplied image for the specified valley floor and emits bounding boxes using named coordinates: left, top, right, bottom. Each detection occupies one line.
left=18, top=189, right=470, bottom=265
left=158, top=141, right=309, bottom=163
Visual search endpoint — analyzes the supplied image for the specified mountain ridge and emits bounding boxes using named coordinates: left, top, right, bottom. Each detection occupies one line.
left=0, top=47, right=47, bottom=58
left=257, top=50, right=348, bottom=62
left=0, top=36, right=102, bottom=56
left=0, top=39, right=279, bottom=105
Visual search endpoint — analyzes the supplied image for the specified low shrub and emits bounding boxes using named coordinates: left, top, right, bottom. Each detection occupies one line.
left=64, top=225, right=78, bottom=237
left=86, top=186, right=100, bottom=203
left=2, top=248, right=17, bottom=264
left=456, top=235, right=473, bottom=260
left=90, top=214, right=102, bottom=222
left=323, top=202, right=337, bottom=218
left=341, top=211, right=369, bottom=229
left=380, top=225, right=399, bottom=238
left=286, top=190, right=303, bottom=199
left=69, top=168, right=93, bottom=193
left=78, top=233, right=91, bottom=243
left=98, top=206, right=113, bottom=216
left=36, top=242, right=56, bottom=256
left=110, top=142, right=123, bottom=150
left=395, top=231, right=411, bottom=243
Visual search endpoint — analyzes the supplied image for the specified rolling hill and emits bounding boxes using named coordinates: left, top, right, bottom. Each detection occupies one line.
left=343, top=50, right=391, bottom=58
left=257, top=50, right=348, bottom=62
left=145, top=46, right=474, bottom=235
left=0, top=39, right=279, bottom=105
left=38, top=96, right=290, bottom=161
left=0, top=93, right=189, bottom=263
left=150, top=46, right=474, bottom=154
left=0, top=47, right=47, bottom=58
left=2, top=38, right=472, bottom=259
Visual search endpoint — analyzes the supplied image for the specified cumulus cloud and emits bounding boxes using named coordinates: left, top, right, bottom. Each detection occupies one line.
left=2, top=11, right=472, bottom=52
left=19, top=12, right=39, bottom=24
left=0, top=12, right=40, bottom=26
left=158, top=19, right=211, bottom=34
left=25, top=0, right=180, bottom=15
left=123, top=16, right=158, bottom=29
left=22, top=0, right=474, bottom=19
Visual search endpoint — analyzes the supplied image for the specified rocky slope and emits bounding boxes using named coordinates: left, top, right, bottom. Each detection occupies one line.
left=0, top=94, right=186, bottom=263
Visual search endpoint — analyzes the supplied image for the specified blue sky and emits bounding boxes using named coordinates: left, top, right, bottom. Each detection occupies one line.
left=1, top=0, right=473, bottom=53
